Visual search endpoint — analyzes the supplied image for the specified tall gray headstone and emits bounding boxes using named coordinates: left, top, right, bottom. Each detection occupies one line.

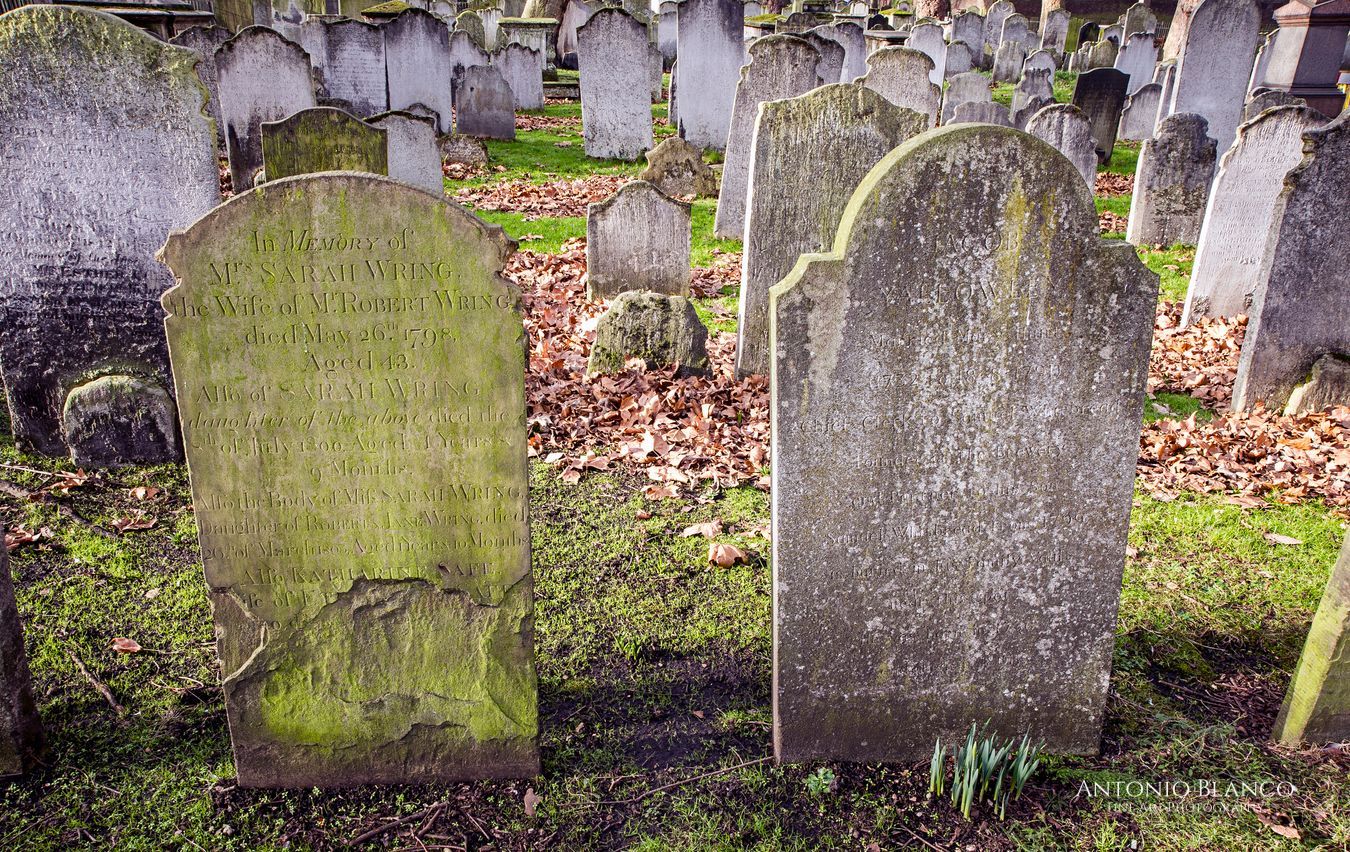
left=657, top=1, right=678, bottom=65
left=383, top=9, right=455, bottom=134
left=1169, top=0, right=1261, bottom=156
left=674, top=0, right=743, bottom=150
left=319, top=19, right=387, bottom=116
left=578, top=8, right=653, bottom=160
left=1072, top=66, right=1129, bottom=163
left=0, top=546, right=43, bottom=779
left=218, top=26, right=316, bottom=190
left=859, top=46, right=940, bottom=128
left=1000, top=13, right=1029, bottom=53
left=586, top=180, right=692, bottom=299
left=983, top=0, right=1014, bottom=64
left=952, top=10, right=984, bottom=56
left=941, top=70, right=992, bottom=125
left=1114, top=31, right=1157, bottom=95
left=1041, top=8, right=1070, bottom=54
left=1121, top=2, right=1158, bottom=38
left=456, top=64, right=517, bottom=140
left=371, top=110, right=445, bottom=194
left=495, top=43, right=545, bottom=111
left=1126, top=112, right=1217, bottom=246
left=1027, top=103, right=1098, bottom=188
left=736, top=84, right=927, bottom=378
left=170, top=24, right=230, bottom=143
left=1118, top=82, right=1163, bottom=141
left=0, top=5, right=219, bottom=462
left=907, top=22, right=947, bottom=85
left=771, top=123, right=1157, bottom=763
left=811, top=22, right=867, bottom=83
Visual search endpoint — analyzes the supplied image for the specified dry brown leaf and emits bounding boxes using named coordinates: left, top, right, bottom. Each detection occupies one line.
left=1263, top=533, right=1304, bottom=546
left=523, top=787, right=542, bottom=818
left=111, top=512, right=157, bottom=533
left=708, top=543, right=748, bottom=567
left=130, top=485, right=161, bottom=502
left=681, top=520, right=723, bottom=539
left=110, top=637, right=141, bottom=654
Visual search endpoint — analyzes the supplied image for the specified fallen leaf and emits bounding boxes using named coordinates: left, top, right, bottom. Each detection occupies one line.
left=1267, top=824, right=1300, bottom=840
left=681, top=519, right=722, bottom=539
left=1264, top=533, right=1304, bottom=546
left=112, top=512, right=157, bottom=533
left=708, top=543, right=748, bottom=567
left=110, top=637, right=141, bottom=654
left=523, top=787, right=542, bottom=818
left=130, top=485, right=161, bottom=501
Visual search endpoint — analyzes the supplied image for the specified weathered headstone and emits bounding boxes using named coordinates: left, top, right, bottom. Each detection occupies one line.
left=1077, top=21, right=1101, bottom=48
left=1183, top=105, right=1323, bottom=322
left=941, top=70, right=992, bottom=124
left=668, top=57, right=679, bottom=127
left=736, top=83, right=927, bottom=378
left=1072, top=66, right=1129, bottom=163
left=640, top=136, right=718, bottom=197
left=1272, top=533, right=1350, bottom=745
left=1248, top=28, right=1278, bottom=93
left=811, top=21, right=867, bottom=82
left=1121, top=2, right=1158, bottom=38
left=1024, top=47, right=1057, bottom=76
left=983, top=0, right=1014, bottom=63
left=317, top=19, right=387, bottom=116
left=1011, top=67, right=1053, bottom=123
left=158, top=173, right=537, bottom=787
left=586, top=180, right=692, bottom=299
left=170, top=24, right=231, bottom=143
left=1102, top=24, right=1124, bottom=45
left=999, top=13, right=1029, bottom=53
left=657, top=1, right=678, bottom=65
left=449, top=28, right=492, bottom=90
left=1283, top=356, right=1350, bottom=416
left=456, top=9, right=493, bottom=50
left=0, top=546, right=42, bottom=780
left=63, top=375, right=181, bottom=468
left=674, top=0, right=743, bottom=150
left=587, top=292, right=708, bottom=375
left=1113, top=31, right=1156, bottom=95
left=1232, top=111, right=1350, bottom=412
left=261, top=108, right=389, bottom=180
left=714, top=35, right=823, bottom=238
left=577, top=8, right=653, bottom=160
left=0, top=5, right=220, bottom=462
left=1086, top=38, right=1118, bottom=69
left=944, top=40, right=975, bottom=77
left=770, top=123, right=1156, bottom=763
left=383, top=9, right=454, bottom=134
left=1041, top=8, right=1070, bottom=54
left=649, top=43, right=664, bottom=104
left=992, top=40, right=1026, bottom=84
left=907, top=21, right=947, bottom=85
left=1169, top=0, right=1260, bottom=156
left=371, top=110, right=444, bottom=194
left=493, top=43, right=544, bottom=110
left=218, top=26, right=317, bottom=190
left=1126, top=112, right=1217, bottom=245
left=800, top=31, right=846, bottom=84
left=456, top=64, right=517, bottom=140
left=951, top=100, right=1014, bottom=126
left=858, top=47, right=940, bottom=128
left=1153, top=59, right=1177, bottom=132
left=1027, top=103, right=1098, bottom=188
left=1244, top=88, right=1306, bottom=122
left=951, top=10, right=983, bottom=56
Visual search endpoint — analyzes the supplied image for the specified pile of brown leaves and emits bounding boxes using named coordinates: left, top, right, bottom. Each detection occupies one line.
left=515, top=113, right=581, bottom=132
left=443, top=162, right=485, bottom=181
left=690, top=250, right=741, bottom=298
left=1148, top=302, right=1242, bottom=408
left=455, top=175, right=631, bottom=219
left=1099, top=210, right=1128, bottom=234
left=1095, top=172, right=1133, bottom=196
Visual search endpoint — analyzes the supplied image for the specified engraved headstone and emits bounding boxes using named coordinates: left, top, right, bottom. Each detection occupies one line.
left=906, top=21, right=947, bottom=85
left=1072, top=66, right=1128, bottom=163
left=0, top=6, right=219, bottom=461
left=0, top=547, right=43, bottom=779
left=858, top=46, right=940, bottom=128
left=1024, top=47, right=1057, bottom=76
left=999, top=13, right=1029, bottom=53
left=640, top=136, right=718, bottom=197
left=456, top=64, right=517, bottom=140
left=1114, top=31, right=1156, bottom=94
left=674, top=0, right=744, bottom=150
left=383, top=9, right=455, bottom=134
left=1273, top=533, right=1350, bottom=745
left=1169, top=0, right=1260, bottom=156
left=1126, top=112, right=1217, bottom=245
left=944, top=40, right=974, bottom=77
left=578, top=8, right=653, bottom=160
left=736, top=83, right=927, bottom=378
left=218, top=26, right=317, bottom=190
left=1118, top=82, right=1163, bottom=141
left=992, top=40, right=1026, bottom=84
left=770, top=123, right=1156, bottom=762
left=158, top=173, right=537, bottom=787
left=1244, top=88, right=1306, bottom=122
left=951, top=100, right=1014, bottom=126
left=262, top=107, right=389, bottom=180
left=951, top=10, right=983, bottom=56
left=1027, top=102, right=1098, bottom=188
left=586, top=180, right=692, bottom=299
left=318, top=19, right=388, bottom=116
left=800, top=31, right=845, bottom=86
left=941, top=70, right=992, bottom=124
left=983, top=0, right=1014, bottom=63
left=170, top=24, right=231, bottom=143
left=370, top=110, right=444, bottom=194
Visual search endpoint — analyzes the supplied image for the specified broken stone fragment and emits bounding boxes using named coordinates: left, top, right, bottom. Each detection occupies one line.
left=587, top=291, right=709, bottom=376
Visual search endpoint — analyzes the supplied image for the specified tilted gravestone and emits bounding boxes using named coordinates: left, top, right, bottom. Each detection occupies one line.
left=317, top=19, right=388, bottom=117
left=577, top=8, right=654, bottom=160
left=0, top=547, right=43, bottom=779
left=714, top=35, right=823, bottom=239
left=586, top=181, right=692, bottom=299
left=674, top=0, right=743, bottom=150
left=158, top=173, right=537, bottom=787
left=371, top=111, right=445, bottom=195
left=170, top=24, right=231, bottom=143
left=736, top=84, right=928, bottom=378
left=640, top=137, right=719, bottom=197
left=1027, top=103, right=1098, bottom=189
left=800, top=31, right=845, bottom=85
left=941, top=70, right=992, bottom=125
left=1169, top=0, right=1260, bottom=156
left=906, top=22, right=947, bottom=85
left=0, top=6, right=220, bottom=464
left=261, top=108, right=389, bottom=181
left=587, top=292, right=709, bottom=376
left=456, top=64, right=516, bottom=140
left=859, top=47, right=940, bottom=128
left=1118, top=82, right=1163, bottom=141
left=495, top=43, right=545, bottom=111
left=770, top=123, right=1157, bottom=762
left=1183, top=105, right=1324, bottom=323
left=1126, top=112, right=1216, bottom=246
left=1072, top=66, right=1129, bottom=163
left=383, top=9, right=454, bottom=134
left=1272, top=533, right=1350, bottom=745
left=1233, top=111, right=1350, bottom=412
left=218, top=26, right=317, bottom=190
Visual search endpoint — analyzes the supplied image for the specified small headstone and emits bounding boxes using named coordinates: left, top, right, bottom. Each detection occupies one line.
left=494, top=43, right=545, bottom=111
left=1118, top=83, right=1162, bottom=141
left=1072, top=66, right=1129, bottom=163
left=640, top=137, right=718, bottom=197
left=737, top=83, right=927, bottom=378
left=944, top=40, right=974, bottom=77
left=811, top=21, right=867, bottom=82
left=1232, top=111, right=1350, bottom=412
left=577, top=8, right=653, bottom=160
left=1024, top=47, right=1057, bottom=76
left=261, top=107, right=388, bottom=180
left=1272, top=533, right=1350, bottom=745
left=941, top=70, right=992, bottom=125
left=158, top=173, right=537, bottom=787
left=586, top=181, right=692, bottom=299
left=771, top=123, right=1156, bottom=763
left=318, top=19, right=388, bottom=116
left=1183, top=105, right=1323, bottom=322
left=1283, top=355, right=1350, bottom=416
left=1121, top=2, right=1158, bottom=38
left=63, top=375, right=181, bottom=469
left=1244, top=88, right=1306, bottom=122
left=1040, top=8, right=1070, bottom=54
left=170, top=24, right=231, bottom=143
left=383, top=9, right=455, bottom=134
left=1113, top=31, right=1156, bottom=95
left=951, top=100, right=1014, bottom=127
left=1026, top=103, right=1098, bottom=188
left=800, top=31, right=846, bottom=84
left=440, top=133, right=489, bottom=165
left=1086, top=38, right=1118, bottom=69
left=0, top=546, right=43, bottom=780
left=992, top=40, right=1026, bottom=84
left=1126, top=112, right=1217, bottom=246
left=456, top=64, right=516, bottom=140
left=906, top=21, right=947, bottom=85
left=587, top=292, right=708, bottom=376
left=1169, top=0, right=1260, bottom=156
left=715, top=35, right=823, bottom=238
left=370, top=110, right=444, bottom=194
left=674, top=0, right=744, bottom=150
left=858, top=47, right=940, bottom=128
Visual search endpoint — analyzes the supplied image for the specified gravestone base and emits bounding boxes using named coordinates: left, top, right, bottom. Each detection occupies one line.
left=1284, top=354, right=1350, bottom=416
left=62, top=375, right=181, bottom=469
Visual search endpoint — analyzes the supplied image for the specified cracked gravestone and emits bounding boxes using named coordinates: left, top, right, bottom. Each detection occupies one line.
left=158, top=173, right=537, bottom=787
left=261, top=107, right=388, bottom=181
left=0, top=547, right=43, bottom=780
left=586, top=180, right=691, bottom=299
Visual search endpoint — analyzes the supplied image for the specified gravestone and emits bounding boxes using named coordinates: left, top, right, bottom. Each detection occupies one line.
left=1121, top=2, right=1158, bottom=38
left=494, top=44, right=545, bottom=110
left=1169, top=0, right=1260, bottom=156
left=1114, top=31, right=1156, bottom=95
left=736, top=83, right=927, bottom=378
left=1183, top=105, right=1322, bottom=322
left=811, top=22, right=867, bottom=82
left=951, top=100, right=1014, bottom=126
left=649, top=43, right=664, bottom=104
left=1077, top=21, right=1101, bottom=47
left=587, top=292, right=708, bottom=376
left=63, top=375, right=181, bottom=468
left=1041, top=8, right=1069, bottom=53
left=0, top=5, right=220, bottom=462
left=261, top=108, right=389, bottom=180
left=0, top=547, right=43, bottom=780
left=640, top=136, right=718, bottom=197
left=1232, top=111, right=1350, bottom=412
left=983, top=0, right=1014, bottom=62
left=668, top=58, right=679, bottom=126
left=1027, top=103, right=1098, bottom=188
left=578, top=8, right=653, bottom=160
left=318, top=19, right=387, bottom=116
left=1153, top=59, right=1177, bottom=132
left=992, top=40, right=1026, bottom=84
left=371, top=111, right=444, bottom=194
left=1086, top=38, right=1118, bottom=69
left=170, top=24, right=231, bottom=143
left=1126, top=113, right=1216, bottom=246
left=1024, top=47, right=1057, bottom=76
left=457, top=9, right=492, bottom=50
left=952, top=10, right=983, bottom=56
left=218, top=26, right=317, bottom=191
left=941, top=71, right=992, bottom=124
left=657, top=1, right=678, bottom=65
left=158, top=173, right=537, bottom=787
left=859, top=47, right=940, bottom=128
left=449, top=29, right=492, bottom=91
left=456, top=64, right=516, bottom=140
left=674, top=0, right=744, bottom=150
left=1272, top=533, right=1350, bottom=745
left=800, top=32, right=846, bottom=85
left=770, top=123, right=1156, bottom=763
left=586, top=181, right=692, bottom=299
left=1102, top=24, right=1123, bottom=45
left=944, top=40, right=974, bottom=77
left=1011, top=68, right=1053, bottom=122
left=907, top=22, right=947, bottom=85
left=1244, top=88, right=1306, bottom=122
left=1072, top=67, right=1129, bottom=163
left=1118, top=83, right=1162, bottom=141
left=1283, top=356, right=1350, bottom=416
left=1000, top=13, right=1029, bottom=53
left=383, top=9, right=454, bottom=134
left=1249, top=28, right=1278, bottom=93
left=714, top=35, right=823, bottom=238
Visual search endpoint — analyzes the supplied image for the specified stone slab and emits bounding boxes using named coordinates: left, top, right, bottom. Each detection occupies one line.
left=586, top=180, right=692, bottom=299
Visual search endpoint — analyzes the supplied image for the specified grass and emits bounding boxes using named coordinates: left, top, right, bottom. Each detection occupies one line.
left=1140, top=244, right=1197, bottom=303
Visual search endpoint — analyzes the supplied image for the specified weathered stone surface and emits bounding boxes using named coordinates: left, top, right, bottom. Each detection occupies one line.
left=906, top=21, right=946, bottom=85
left=158, top=173, right=537, bottom=788
left=1072, top=66, right=1128, bottom=164
left=317, top=19, right=387, bottom=116
left=1027, top=103, right=1097, bottom=188
left=1000, top=13, right=1030, bottom=54
left=170, top=24, right=231, bottom=143
left=674, top=0, right=743, bottom=150
left=63, top=375, right=181, bottom=468
left=1041, top=7, right=1070, bottom=53
left=218, top=26, right=317, bottom=190
left=1169, top=0, right=1260, bottom=156
left=1183, top=105, right=1323, bottom=322
left=440, top=133, right=489, bottom=165
left=951, top=100, right=1013, bottom=126
left=992, top=40, right=1025, bottom=84
left=262, top=107, right=389, bottom=180
left=1283, top=355, right=1350, bottom=416
left=810, top=21, right=867, bottom=82
left=649, top=42, right=664, bottom=104
left=737, top=83, right=926, bottom=378
left=657, top=1, right=677, bottom=65
left=1244, top=88, right=1306, bottom=122
left=1249, top=28, right=1278, bottom=92
left=1272, top=533, right=1350, bottom=745
left=1127, top=112, right=1216, bottom=245
left=1121, top=2, right=1158, bottom=38
left=858, top=47, right=939, bottom=128
left=1011, top=67, right=1052, bottom=119
left=951, top=9, right=983, bottom=56
left=944, top=40, right=974, bottom=77
left=456, top=64, right=516, bottom=140
left=640, top=136, right=718, bottom=197
left=383, top=9, right=454, bottom=134
left=1233, top=111, right=1350, bottom=412
left=578, top=8, right=653, bottom=160
left=586, top=181, right=691, bottom=299
left=449, top=28, right=492, bottom=91
left=668, top=57, right=679, bottom=127
left=0, top=6, right=218, bottom=461
left=587, top=291, right=708, bottom=375
left=0, top=547, right=43, bottom=779
left=456, top=9, right=493, bottom=50
left=800, top=31, right=845, bottom=85
left=371, top=110, right=444, bottom=194
left=1153, top=59, right=1177, bottom=132
left=941, top=70, right=991, bottom=124
left=982, top=0, right=1013, bottom=62
left=714, top=35, right=822, bottom=238
left=1118, top=82, right=1162, bottom=141
left=770, top=123, right=1156, bottom=763
left=1024, top=47, right=1057, bottom=76
left=1113, top=31, right=1156, bottom=95
left=1086, top=38, right=1118, bottom=69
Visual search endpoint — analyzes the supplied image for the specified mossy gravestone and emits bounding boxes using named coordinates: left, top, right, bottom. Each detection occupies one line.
left=1273, top=533, right=1350, bottom=745
left=158, top=173, right=537, bottom=787
left=261, top=107, right=388, bottom=181
left=1, top=547, right=43, bottom=779
left=770, top=125, right=1157, bottom=762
